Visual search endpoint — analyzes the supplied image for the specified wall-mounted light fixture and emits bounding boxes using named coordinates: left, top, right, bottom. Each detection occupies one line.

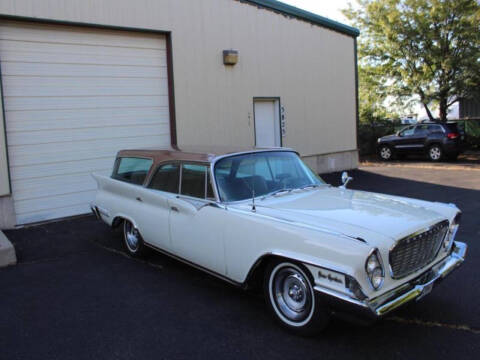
left=223, top=50, right=239, bottom=66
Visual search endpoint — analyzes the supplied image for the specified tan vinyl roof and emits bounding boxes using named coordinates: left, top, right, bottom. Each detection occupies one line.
left=117, top=145, right=293, bottom=164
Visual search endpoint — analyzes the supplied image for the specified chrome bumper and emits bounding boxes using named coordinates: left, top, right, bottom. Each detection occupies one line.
left=370, top=241, right=467, bottom=316
left=315, top=241, right=467, bottom=318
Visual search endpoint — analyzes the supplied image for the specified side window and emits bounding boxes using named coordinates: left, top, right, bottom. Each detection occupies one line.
left=414, top=125, right=428, bottom=134
left=428, top=124, right=443, bottom=133
left=400, top=126, right=415, bottom=136
left=181, top=163, right=207, bottom=198
left=149, top=163, right=180, bottom=193
left=112, top=157, right=152, bottom=185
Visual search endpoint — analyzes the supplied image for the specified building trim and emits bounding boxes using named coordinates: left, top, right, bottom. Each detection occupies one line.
left=238, top=0, right=360, bottom=37
left=0, top=14, right=178, bottom=147
left=166, top=35, right=178, bottom=147
left=0, top=53, right=11, bottom=197
left=354, top=38, right=360, bottom=151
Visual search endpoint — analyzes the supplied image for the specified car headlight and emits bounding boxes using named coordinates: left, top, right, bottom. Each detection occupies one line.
left=444, top=212, right=461, bottom=251
left=365, top=249, right=384, bottom=290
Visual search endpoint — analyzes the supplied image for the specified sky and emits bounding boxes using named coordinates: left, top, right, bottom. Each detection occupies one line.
left=278, top=0, right=459, bottom=119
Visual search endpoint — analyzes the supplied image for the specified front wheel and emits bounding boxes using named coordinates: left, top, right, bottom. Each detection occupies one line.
left=378, top=145, right=393, bottom=161
left=264, top=261, right=329, bottom=336
left=428, top=144, right=443, bottom=161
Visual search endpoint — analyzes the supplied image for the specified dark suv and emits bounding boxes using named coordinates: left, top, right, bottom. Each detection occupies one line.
left=377, top=122, right=462, bottom=161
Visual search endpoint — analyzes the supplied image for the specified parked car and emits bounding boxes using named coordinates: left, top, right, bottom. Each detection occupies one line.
left=377, top=122, right=463, bottom=161
left=91, top=146, right=466, bottom=335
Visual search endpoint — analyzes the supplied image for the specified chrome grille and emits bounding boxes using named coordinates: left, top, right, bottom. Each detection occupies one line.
left=389, top=220, right=449, bottom=279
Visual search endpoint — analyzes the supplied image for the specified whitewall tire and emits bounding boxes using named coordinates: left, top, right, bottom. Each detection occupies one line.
left=123, top=219, right=147, bottom=257
left=264, top=260, right=329, bottom=336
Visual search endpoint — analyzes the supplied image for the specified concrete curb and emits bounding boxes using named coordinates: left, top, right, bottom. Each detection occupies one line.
left=0, top=231, right=16, bottom=267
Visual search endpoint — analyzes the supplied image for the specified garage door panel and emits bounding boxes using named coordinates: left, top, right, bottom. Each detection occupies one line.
left=0, top=22, right=166, bottom=49
left=10, top=157, right=113, bottom=181
left=1, top=21, right=171, bottom=224
left=15, top=189, right=98, bottom=215
left=5, top=107, right=170, bottom=132
left=12, top=173, right=102, bottom=201
left=16, top=203, right=94, bottom=225
left=8, top=135, right=170, bottom=169
left=0, top=39, right=166, bottom=60
left=4, top=95, right=169, bottom=111
left=1, top=51, right=167, bottom=67
left=3, top=77, right=168, bottom=97
left=7, top=123, right=170, bottom=146
left=2, top=61, right=168, bottom=78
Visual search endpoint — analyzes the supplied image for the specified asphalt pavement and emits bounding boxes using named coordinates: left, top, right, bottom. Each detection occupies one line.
left=1, top=167, right=479, bottom=360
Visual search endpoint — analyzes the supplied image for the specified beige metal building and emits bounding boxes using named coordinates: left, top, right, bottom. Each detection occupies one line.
left=0, top=0, right=359, bottom=228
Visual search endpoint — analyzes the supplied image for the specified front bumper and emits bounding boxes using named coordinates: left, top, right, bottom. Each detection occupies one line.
left=315, top=241, right=467, bottom=319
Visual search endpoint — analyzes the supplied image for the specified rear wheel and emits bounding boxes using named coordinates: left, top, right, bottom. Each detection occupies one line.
left=428, top=144, right=443, bottom=161
left=264, top=260, right=329, bottom=336
left=378, top=145, right=393, bottom=161
left=123, top=220, right=147, bottom=257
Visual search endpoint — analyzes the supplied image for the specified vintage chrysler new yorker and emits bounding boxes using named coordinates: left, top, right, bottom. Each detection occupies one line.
left=91, top=146, right=466, bottom=335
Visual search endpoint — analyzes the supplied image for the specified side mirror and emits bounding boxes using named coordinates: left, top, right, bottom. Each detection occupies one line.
left=340, top=171, right=353, bottom=189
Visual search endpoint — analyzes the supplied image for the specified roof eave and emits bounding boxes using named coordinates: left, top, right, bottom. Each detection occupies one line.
left=239, top=0, right=360, bottom=37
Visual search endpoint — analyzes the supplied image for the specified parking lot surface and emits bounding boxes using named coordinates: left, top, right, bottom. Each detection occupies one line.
left=1, top=167, right=479, bottom=360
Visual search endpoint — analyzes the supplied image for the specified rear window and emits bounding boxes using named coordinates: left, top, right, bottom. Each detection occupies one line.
left=112, top=157, right=152, bottom=185
left=444, top=123, right=459, bottom=133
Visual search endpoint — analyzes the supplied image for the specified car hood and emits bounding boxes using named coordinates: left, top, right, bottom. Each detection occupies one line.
left=379, top=134, right=397, bottom=141
left=232, top=186, right=451, bottom=248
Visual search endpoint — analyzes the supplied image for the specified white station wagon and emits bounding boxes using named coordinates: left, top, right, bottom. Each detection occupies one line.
left=91, top=146, right=466, bottom=335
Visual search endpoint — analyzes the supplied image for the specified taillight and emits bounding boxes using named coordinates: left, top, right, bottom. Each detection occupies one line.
left=447, top=132, right=459, bottom=139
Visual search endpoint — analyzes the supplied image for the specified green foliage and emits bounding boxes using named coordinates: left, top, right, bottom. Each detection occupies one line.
left=345, top=0, right=480, bottom=122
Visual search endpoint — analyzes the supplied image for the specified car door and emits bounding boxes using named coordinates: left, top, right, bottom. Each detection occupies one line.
left=168, top=163, right=226, bottom=275
left=394, top=125, right=417, bottom=152
left=134, top=162, right=181, bottom=251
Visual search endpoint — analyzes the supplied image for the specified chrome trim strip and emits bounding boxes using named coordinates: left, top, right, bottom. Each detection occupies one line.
left=314, top=285, right=369, bottom=308
left=143, top=241, right=241, bottom=287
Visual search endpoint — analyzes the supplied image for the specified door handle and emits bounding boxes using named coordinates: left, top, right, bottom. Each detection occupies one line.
left=136, top=197, right=143, bottom=202
left=170, top=206, right=179, bottom=212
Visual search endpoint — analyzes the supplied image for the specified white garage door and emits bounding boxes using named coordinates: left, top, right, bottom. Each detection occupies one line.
left=0, top=21, right=171, bottom=224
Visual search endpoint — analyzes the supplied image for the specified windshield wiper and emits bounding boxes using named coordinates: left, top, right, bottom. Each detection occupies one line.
left=261, top=188, right=294, bottom=199
left=298, top=184, right=321, bottom=190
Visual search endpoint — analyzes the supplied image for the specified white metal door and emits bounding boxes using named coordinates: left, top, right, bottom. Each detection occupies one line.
left=254, top=99, right=280, bottom=147
left=0, top=21, right=171, bottom=224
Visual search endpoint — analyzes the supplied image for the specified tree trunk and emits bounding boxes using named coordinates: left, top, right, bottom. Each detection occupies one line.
left=439, top=98, right=448, bottom=122
left=423, top=103, right=435, bottom=121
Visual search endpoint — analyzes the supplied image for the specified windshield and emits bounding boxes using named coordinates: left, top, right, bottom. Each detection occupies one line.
left=214, top=151, right=325, bottom=202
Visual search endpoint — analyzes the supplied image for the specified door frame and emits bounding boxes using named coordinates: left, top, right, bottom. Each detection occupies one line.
left=253, top=97, right=282, bottom=147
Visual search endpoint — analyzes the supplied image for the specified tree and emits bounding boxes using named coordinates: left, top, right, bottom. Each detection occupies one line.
left=344, top=0, right=480, bottom=122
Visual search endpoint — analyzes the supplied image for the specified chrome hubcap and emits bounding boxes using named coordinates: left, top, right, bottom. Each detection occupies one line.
left=430, top=147, right=441, bottom=160
left=124, top=221, right=139, bottom=252
left=272, top=267, right=312, bottom=323
left=380, top=147, right=391, bottom=159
